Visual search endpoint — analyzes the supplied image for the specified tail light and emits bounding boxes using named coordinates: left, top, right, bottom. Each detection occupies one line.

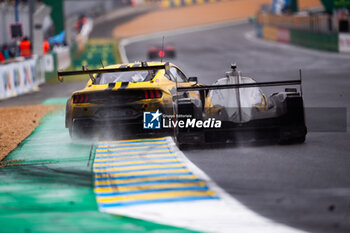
left=144, top=90, right=162, bottom=99
left=158, top=50, right=165, bottom=57
left=73, top=94, right=89, bottom=103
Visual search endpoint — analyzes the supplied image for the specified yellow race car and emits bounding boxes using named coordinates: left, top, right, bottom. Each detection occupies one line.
left=58, top=62, right=201, bottom=138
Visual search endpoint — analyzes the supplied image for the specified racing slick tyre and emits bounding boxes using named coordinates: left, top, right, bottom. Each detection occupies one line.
left=278, top=135, right=306, bottom=145
left=176, top=98, right=204, bottom=149
left=69, top=121, right=92, bottom=140
left=278, top=124, right=307, bottom=144
left=278, top=93, right=307, bottom=144
left=69, top=126, right=73, bottom=138
left=69, top=125, right=82, bottom=140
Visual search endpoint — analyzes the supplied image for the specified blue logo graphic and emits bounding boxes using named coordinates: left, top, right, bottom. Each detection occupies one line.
left=143, top=110, right=162, bottom=129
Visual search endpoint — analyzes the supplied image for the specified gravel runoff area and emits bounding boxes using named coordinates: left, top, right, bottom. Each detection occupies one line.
left=0, top=105, right=61, bottom=162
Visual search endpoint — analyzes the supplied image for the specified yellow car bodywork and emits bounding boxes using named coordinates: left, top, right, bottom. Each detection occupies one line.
left=65, top=62, right=200, bottom=135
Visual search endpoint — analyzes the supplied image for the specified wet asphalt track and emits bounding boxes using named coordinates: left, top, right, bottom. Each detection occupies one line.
left=125, top=23, right=350, bottom=233
left=1, top=18, right=349, bottom=232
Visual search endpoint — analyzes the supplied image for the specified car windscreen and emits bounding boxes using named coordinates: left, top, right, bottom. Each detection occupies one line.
left=95, top=70, right=158, bottom=84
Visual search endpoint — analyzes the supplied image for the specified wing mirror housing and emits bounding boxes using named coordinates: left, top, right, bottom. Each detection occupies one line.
left=188, top=76, right=198, bottom=84
left=164, top=62, right=170, bottom=75
left=57, top=70, right=64, bottom=83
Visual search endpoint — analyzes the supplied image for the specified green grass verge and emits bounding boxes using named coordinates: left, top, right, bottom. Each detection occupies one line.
left=0, top=98, right=200, bottom=233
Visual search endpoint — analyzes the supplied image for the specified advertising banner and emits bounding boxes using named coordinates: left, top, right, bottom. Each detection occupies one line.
left=277, top=28, right=290, bottom=43
left=0, top=63, right=15, bottom=99
left=44, top=54, right=55, bottom=72
left=54, top=46, right=71, bottom=70
left=263, top=26, right=278, bottom=41
left=339, top=33, right=350, bottom=53
left=35, top=56, right=46, bottom=85
left=0, top=58, right=44, bottom=100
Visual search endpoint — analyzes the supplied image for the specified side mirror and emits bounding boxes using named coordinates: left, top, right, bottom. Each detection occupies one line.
left=164, top=62, right=170, bottom=75
left=57, top=70, right=64, bottom=83
left=58, top=75, right=64, bottom=83
left=188, top=76, right=198, bottom=84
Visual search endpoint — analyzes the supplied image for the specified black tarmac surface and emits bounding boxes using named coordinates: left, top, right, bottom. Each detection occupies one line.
left=125, top=23, right=350, bottom=233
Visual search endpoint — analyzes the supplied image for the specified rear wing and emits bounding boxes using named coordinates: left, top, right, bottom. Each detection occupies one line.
left=57, top=62, right=170, bottom=82
left=178, top=79, right=302, bottom=115
left=178, top=65, right=303, bottom=94
left=176, top=65, right=303, bottom=123
left=177, top=79, right=301, bottom=92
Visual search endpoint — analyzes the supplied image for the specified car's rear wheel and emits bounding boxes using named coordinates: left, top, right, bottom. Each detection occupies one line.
left=278, top=126, right=306, bottom=144
left=69, top=123, right=88, bottom=140
left=279, top=135, right=306, bottom=145
left=148, top=52, right=157, bottom=60
left=167, top=51, right=176, bottom=58
left=69, top=125, right=81, bottom=140
left=69, top=126, right=73, bottom=137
